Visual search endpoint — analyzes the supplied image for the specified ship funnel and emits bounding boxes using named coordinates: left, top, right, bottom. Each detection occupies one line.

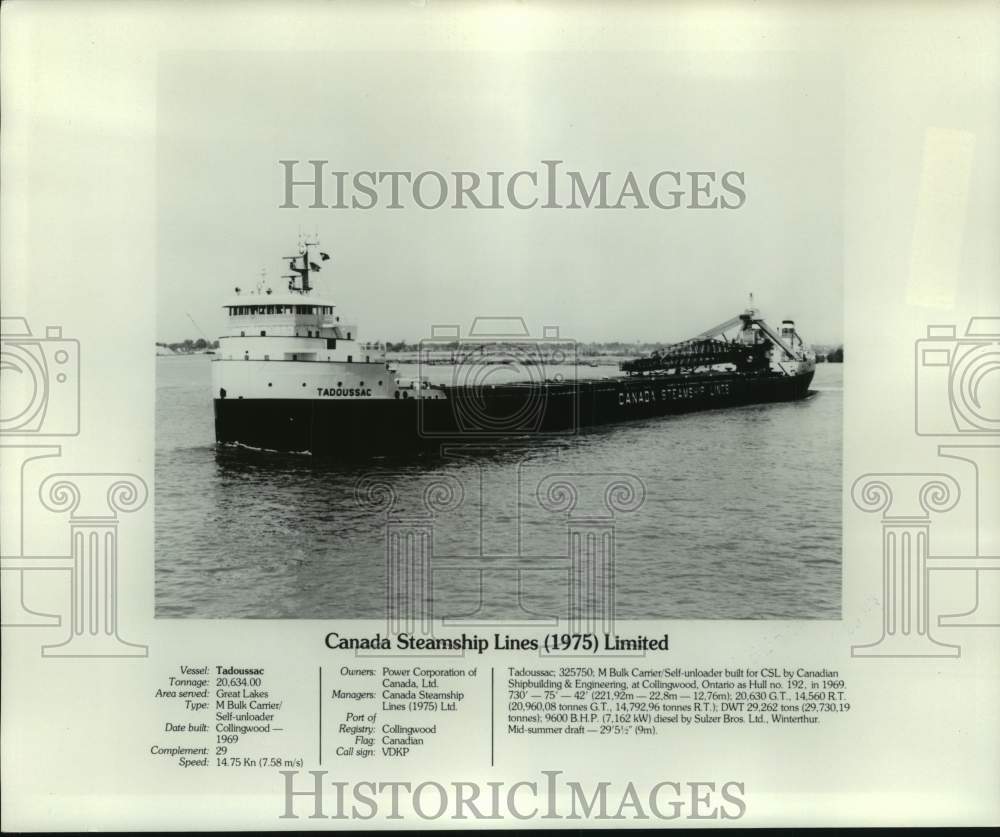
left=779, top=319, right=803, bottom=354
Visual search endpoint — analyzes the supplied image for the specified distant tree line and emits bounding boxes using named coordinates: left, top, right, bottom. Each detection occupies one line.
left=156, top=338, right=220, bottom=353
left=383, top=340, right=686, bottom=355
left=815, top=346, right=844, bottom=363
left=155, top=336, right=844, bottom=362
left=384, top=340, right=844, bottom=360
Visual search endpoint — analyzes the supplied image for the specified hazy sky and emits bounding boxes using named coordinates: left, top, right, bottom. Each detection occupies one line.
left=157, top=48, right=843, bottom=344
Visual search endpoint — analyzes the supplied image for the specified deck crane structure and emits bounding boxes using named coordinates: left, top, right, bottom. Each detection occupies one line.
left=621, top=300, right=810, bottom=376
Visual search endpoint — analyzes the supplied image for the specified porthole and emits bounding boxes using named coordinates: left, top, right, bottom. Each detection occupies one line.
left=378, top=381, right=383, bottom=386
left=302, top=382, right=306, bottom=387
left=268, top=382, right=273, bottom=387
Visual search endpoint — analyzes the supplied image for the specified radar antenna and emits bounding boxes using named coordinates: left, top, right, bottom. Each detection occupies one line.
left=282, top=234, right=324, bottom=294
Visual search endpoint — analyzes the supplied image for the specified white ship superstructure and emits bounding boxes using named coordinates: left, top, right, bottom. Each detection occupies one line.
left=211, top=237, right=443, bottom=403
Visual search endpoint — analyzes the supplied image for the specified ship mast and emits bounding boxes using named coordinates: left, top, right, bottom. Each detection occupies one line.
left=282, top=234, right=325, bottom=294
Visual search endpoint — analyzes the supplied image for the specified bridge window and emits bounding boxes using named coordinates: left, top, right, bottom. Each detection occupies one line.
left=347, top=332, right=352, bottom=340
left=327, top=338, right=336, bottom=349
left=260, top=330, right=266, bottom=336
left=347, top=355, right=353, bottom=363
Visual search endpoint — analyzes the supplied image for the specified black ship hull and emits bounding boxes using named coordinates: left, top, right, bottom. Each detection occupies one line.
left=213, top=368, right=815, bottom=456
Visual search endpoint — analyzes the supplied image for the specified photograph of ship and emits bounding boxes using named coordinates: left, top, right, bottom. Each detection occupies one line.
left=155, top=47, right=843, bottom=621
left=212, top=240, right=816, bottom=455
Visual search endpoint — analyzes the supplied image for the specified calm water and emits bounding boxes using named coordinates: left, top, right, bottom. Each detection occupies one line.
left=156, top=355, right=842, bottom=620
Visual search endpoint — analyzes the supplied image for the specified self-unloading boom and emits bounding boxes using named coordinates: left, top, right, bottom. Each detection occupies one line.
left=623, top=299, right=813, bottom=376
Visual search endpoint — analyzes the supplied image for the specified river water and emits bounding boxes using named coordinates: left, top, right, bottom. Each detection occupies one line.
left=156, top=356, right=842, bottom=620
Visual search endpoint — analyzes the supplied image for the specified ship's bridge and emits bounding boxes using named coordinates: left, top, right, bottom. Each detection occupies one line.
left=222, top=292, right=358, bottom=342
left=218, top=291, right=376, bottom=364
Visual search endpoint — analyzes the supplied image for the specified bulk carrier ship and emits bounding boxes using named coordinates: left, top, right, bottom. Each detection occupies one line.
left=212, top=237, right=816, bottom=456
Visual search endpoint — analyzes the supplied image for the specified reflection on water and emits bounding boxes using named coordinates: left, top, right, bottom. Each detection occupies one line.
left=156, top=356, right=842, bottom=619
